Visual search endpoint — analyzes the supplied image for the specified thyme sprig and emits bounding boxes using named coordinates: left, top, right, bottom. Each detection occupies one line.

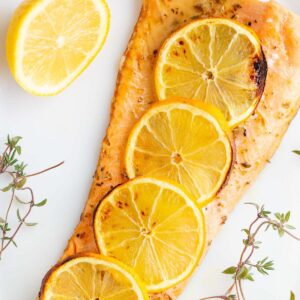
left=199, top=203, right=300, bottom=300
left=0, top=135, right=63, bottom=259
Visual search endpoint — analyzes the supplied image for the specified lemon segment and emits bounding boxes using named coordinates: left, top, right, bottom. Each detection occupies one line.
left=125, top=100, right=233, bottom=205
left=155, top=18, right=267, bottom=127
left=94, top=177, right=206, bottom=292
left=40, top=254, right=149, bottom=300
left=7, top=0, right=110, bottom=95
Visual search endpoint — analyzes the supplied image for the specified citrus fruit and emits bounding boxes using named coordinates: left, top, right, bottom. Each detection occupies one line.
left=94, top=177, right=206, bottom=292
left=155, top=18, right=267, bottom=127
left=125, top=99, right=233, bottom=205
left=7, top=0, right=110, bottom=96
left=39, top=253, right=149, bottom=300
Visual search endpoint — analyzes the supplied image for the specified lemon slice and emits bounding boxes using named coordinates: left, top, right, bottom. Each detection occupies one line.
left=40, top=253, right=149, bottom=300
left=155, top=18, right=267, bottom=127
left=125, top=99, right=233, bottom=205
left=94, top=177, right=206, bottom=292
left=7, top=0, right=110, bottom=96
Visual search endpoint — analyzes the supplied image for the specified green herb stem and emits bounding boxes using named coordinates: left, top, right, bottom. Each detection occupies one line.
left=0, top=135, right=63, bottom=259
left=26, top=161, right=64, bottom=178
left=199, top=203, right=300, bottom=300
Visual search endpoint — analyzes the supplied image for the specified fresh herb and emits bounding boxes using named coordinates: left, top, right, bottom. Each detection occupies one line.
left=293, top=150, right=300, bottom=156
left=0, top=135, right=63, bottom=259
left=199, top=203, right=300, bottom=300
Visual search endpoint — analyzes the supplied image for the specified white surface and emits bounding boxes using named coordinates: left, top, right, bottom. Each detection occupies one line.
left=0, top=1, right=300, bottom=299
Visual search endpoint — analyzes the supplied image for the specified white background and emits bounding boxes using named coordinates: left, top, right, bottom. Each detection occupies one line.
left=0, top=1, right=300, bottom=299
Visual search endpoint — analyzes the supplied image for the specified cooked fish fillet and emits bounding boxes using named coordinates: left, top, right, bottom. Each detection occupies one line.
left=57, top=0, right=300, bottom=298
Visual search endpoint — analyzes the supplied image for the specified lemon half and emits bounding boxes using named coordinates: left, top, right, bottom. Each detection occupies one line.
left=7, top=0, right=110, bottom=95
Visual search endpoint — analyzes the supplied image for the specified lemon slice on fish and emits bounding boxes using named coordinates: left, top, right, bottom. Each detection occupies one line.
left=125, top=99, right=233, bottom=205
left=155, top=18, right=267, bottom=127
left=39, top=254, right=149, bottom=300
left=7, top=0, right=110, bottom=95
left=94, top=177, right=206, bottom=292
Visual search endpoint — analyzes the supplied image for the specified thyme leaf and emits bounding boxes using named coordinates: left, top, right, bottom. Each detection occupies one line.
left=199, top=203, right=300, bottom=300
left=0, top=135, right=63, bottom=259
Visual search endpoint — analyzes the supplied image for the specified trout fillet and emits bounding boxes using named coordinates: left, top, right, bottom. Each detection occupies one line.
left=56, top=0, right=300, bottom=299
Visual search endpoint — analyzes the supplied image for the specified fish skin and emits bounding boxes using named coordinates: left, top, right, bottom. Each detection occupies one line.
left=54, top=0, right=300, bottom=299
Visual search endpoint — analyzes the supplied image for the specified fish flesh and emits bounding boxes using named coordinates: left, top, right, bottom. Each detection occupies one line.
left=52, top=0, right=300, bottom=299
